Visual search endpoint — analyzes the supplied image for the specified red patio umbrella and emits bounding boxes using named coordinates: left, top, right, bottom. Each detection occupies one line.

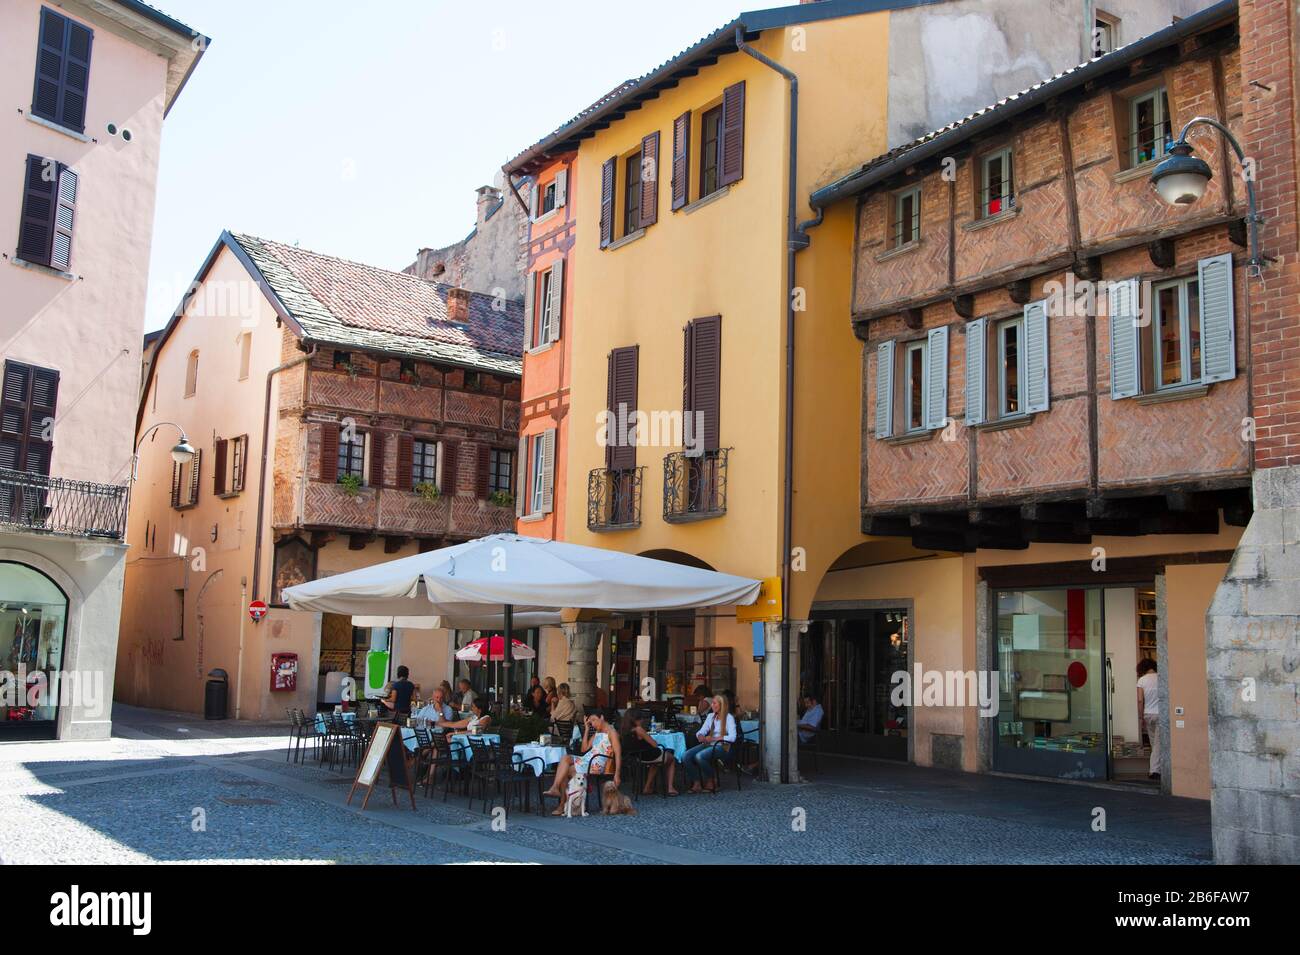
left=454, top=635, right=536, bottom=663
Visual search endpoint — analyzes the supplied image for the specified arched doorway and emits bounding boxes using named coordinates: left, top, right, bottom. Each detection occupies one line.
left=0, top=561, right=70, bottom=740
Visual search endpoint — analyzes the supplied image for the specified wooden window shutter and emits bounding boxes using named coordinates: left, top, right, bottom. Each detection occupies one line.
left=874, top=341, right=895, bottom=439
left=599, top=157, right=616, bottom=248
left=529, top=179, right=539, bottom=220
left=213, top=438, right=228, bottom=496
left=671, top=111, right=691, bottom=210
left=170, top=461, right=181, bottom=507
left=50, top=166, right=78, bottom=271
left=555, top=168, right=568, bottom=208
left=546, top=259, right=564, bottom=343
left=477, top=444, right=492, bottom=499
left=606, top=346, right=639, bottom=469
left=964, top=318, right=987, bottom=426
left=515, top=436, right=526, bottom=517
left=541, top=429, right=556, bottom=514
left=719, top=81, right=746, bottom=186
left=639, top=131, right=660, bottom=228
left=924, top=325, right=949, bottom=429
left=319, top=425, right=339, bottom=482
left=1108, top=278, right=1141, bottom=400
left=32, top=9, right=93, bottom=134
left=522, top=270, right=535, bottom=350
left=441, top=440, right=459, bottom=495
left=686, top=316, right=722, bottom=452
left=188, top=448, right=202, bottom=505
left=1198, top=253, right=1236, bottom=383
left=18, top=155, right=58, bottom=267
left=397, top=434, right=414, bottom=491
left=1, top=362, right=59, bottom=476
left=1023, top=301, right=1050, bottom=414
left=369, top=429, right=386, bottom=487
left=233, top=434, right=248, bottom=491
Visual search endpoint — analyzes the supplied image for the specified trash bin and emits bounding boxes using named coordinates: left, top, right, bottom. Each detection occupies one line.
left=204, top=668, right=229, bottom=720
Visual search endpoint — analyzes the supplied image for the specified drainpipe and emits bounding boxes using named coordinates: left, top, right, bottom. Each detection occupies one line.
left=735, top=26, right=807, bottom=784
left=251, top=345, right=317, bottom=602
left=235, top=575, right=247, bottom=719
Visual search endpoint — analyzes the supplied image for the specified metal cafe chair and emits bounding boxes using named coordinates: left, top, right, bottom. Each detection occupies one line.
left=630, top=744, right=671, bottom=801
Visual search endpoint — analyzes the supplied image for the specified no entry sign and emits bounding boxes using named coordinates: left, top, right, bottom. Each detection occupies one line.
left=248, top=600, right=269, bottom=623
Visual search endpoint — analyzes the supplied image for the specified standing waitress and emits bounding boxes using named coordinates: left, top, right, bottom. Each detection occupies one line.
left=382, top=665, right=417, bottom=721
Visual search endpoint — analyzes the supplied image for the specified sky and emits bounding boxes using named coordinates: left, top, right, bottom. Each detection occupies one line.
left=143, top=0, right=751, bottom=331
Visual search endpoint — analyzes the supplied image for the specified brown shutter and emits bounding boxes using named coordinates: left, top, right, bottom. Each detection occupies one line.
left=1, top=361, right=58, bottom=476
left=639, top=131, right=660, bottom=228
left=170, top=461, right=181, bottom=507
left=233, top=435, right=248, bottom=491
left=369, top=429, right=386, bottom=487
left=188, top=448, right=202, bottom=505
left=441, top=440, right=459, bottom=495
left=213, top=438, right=228, bottom=496
left=599, top=157, right=616, bottom=248
left=319, top=425, right=339, bottom=482
left=477, top=444, right=492, bottom=499
left=671, top=111, right=691, bottom=210
left=719, top=81, right=745, bottom=186
left=606, top=346, right=639, bottom=470
left=18, top=156, right=58, bottom=267
left=32, top=9, right=92, bottom=134
left=687, top=316, right=722, bottom=451
left=397, top=434, right=414, bottom=491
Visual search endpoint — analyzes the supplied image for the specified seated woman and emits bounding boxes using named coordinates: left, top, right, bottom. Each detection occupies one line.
left=681, top=695, right=736, bottom=793
left=543, top=676, right=559, bottom=709
left=436, top=697, right=492, bottom=733
left=542, top=712, right=622, bottom=814
left=619, top=711, right=678, bottom=796
left=525, top=684, right=550, bottom=720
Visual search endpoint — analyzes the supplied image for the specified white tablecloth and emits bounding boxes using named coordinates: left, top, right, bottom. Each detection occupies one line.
left=513, top=743, right=566, bottom=776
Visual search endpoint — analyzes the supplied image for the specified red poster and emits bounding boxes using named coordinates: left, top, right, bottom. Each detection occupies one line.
left=1066, top=589, right=1086, bottom=649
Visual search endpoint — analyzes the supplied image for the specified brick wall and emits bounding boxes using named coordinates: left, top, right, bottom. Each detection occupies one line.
left=1241, top=0, right=1300, bottom=468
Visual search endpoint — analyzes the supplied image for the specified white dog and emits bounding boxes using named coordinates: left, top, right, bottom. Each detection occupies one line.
left=563, top=774, right=588, bottom=818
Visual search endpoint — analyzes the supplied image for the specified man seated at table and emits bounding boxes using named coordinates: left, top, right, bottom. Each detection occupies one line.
left=797, top=693, right=824, bottom=743
left=415, top=686, right=454, bottom=725
left=455, top=678, right=477, bottom=712
left=550, top=683, right=580, bottom=725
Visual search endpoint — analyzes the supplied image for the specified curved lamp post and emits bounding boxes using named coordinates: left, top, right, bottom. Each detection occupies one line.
left=131, top=421, right=195, bottom=481
left=1150, top=115, right=1264, bottom=274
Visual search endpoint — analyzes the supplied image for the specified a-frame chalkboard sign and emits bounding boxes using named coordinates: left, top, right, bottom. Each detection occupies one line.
left=347, top=721, right=416, bottom=811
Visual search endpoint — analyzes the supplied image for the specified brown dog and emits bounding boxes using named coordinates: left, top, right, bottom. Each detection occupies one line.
left=601, top=780, right=637, bottom=815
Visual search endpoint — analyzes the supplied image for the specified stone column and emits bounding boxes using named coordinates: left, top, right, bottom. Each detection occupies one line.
left=564, top=622, right=605, bottom=707
left=760, top=621, right=800, bottom=783
left=1205, top=466, right=1300, bottom=863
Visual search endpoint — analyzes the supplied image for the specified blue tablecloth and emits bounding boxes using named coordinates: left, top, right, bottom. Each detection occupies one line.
left=650, top=731, right=687, bottom=762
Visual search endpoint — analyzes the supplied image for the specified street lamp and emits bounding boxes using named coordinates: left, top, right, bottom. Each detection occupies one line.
left=1150, top=115, right=1264, bottom=274
left=132, top=421, right=194, bottom=481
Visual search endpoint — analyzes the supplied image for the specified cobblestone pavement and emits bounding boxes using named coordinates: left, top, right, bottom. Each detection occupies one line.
left=0, top=704, right=1213, bottom=865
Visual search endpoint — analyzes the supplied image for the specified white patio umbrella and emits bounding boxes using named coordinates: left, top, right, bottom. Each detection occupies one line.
left=283, top=533, right=761, bottom=702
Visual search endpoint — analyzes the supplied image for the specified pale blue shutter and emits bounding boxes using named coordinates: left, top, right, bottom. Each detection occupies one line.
left=1109, top=278, right=1141, bottom=400
left=1198, top=253, right=1236, bottom=383
left=555, top=169, right=568, bottom=208
left=546, top=259, right=563, bottom=343
left=925, top=325, right=949, bottom=429
left=1023, top=300, right=1050, bottom=413
left=874, top=341, right=895, bottom=439
left=965, top=318, right=986, bottom=426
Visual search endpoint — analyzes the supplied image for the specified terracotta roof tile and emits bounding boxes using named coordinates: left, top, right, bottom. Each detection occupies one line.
left=229, top=233, right=522, bottom=377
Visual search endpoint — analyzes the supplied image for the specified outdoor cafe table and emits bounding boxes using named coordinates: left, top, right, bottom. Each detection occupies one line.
left=513, top=742, right=567, bottom=776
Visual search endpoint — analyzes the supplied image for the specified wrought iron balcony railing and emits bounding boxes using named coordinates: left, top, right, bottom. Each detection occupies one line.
left=587, top=466, right=643, bottom=532
left=0, top=468, right=129, bottom=541
left=663, top=448, right=729, bottom=524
